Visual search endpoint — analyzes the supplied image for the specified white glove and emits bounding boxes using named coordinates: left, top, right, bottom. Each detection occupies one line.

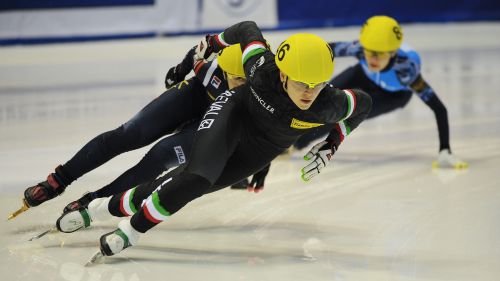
left=194, top=34, right=218, bottom=61
left=301, top=140, right=337, bottom=181
left=432, top=149, right=468, bottom=169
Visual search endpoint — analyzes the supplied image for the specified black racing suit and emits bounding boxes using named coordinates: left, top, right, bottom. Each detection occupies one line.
left=59, top=48, right=235, bottom=198
left=111, top=21, right=372, bottom=233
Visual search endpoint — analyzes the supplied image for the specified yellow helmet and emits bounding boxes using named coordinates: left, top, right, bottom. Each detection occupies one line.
left=275, top=33, right=334, bottom=88
left=217, top=44, right=244, bottom=77
left=359, top=15, right=403, bottom=52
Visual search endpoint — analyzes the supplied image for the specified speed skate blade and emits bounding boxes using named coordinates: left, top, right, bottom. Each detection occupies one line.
left=85, top=251, right=105, bottom=267
left=7, top=199, right=30, bottom=221
left=28, top=227, right=57, bottom=241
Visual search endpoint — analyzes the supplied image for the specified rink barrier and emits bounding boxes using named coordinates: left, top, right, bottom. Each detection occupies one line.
left=1, top=0, right=499, bottom=46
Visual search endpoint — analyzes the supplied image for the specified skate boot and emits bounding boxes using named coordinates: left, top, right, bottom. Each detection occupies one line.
left=25, top=165, right=72, bottom=207
left=8, top=165, right=72, bottom=220
left=63, top=192, right=97, bottom=213
left=56, top=208, right=91, bottom=233
left=230, top=178, right=249, bottom=190
left=56, top=197, right=111, bottom=233
left=99, top=220, right=140, bottom=256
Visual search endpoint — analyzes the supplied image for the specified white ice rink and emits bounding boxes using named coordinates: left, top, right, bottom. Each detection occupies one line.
left=1, top=23, right=500, bottom=281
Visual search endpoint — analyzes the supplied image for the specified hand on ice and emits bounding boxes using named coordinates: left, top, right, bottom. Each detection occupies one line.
left=432, top=149, right=468, bottom=169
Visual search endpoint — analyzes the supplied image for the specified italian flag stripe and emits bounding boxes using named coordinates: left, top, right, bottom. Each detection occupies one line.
left=336, top=121, right=351, bottom=143
left=341, top=121, right=351, bottom=136
left=143, top=204, right=162, bottom=224
left=215, top=32, right=230, bottom=47
left=120, top=188, right=136, bottom=216
left=335, top=123, right=345, bottom=143
left=193, top=60, right=204, bottom=74
left=242, top=41, right=266, bottom=64
left=144, top=191, right=170, bottom=223
left=342, top=89, right=357, bottom=120
left=119, top=192, right=128, bottom=216
left=129, top=188, right=137, bottom=214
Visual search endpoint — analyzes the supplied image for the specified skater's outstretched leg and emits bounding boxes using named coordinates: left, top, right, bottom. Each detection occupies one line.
left=13, top=80, right=208, bottom=220
left=56, top=167, right=181, bottom=233
left=8, top=165, right=73, bottom=220
left=63, top=125, right=196, bottom=213
left=24, top=165, right=73, bottom=207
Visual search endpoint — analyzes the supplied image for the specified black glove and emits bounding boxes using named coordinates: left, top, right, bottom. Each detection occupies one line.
left=247, top=164, right=270, bottom=193
left=165, top=46, right=199, bottom=89
left=165, top=64, right=184, bottom=88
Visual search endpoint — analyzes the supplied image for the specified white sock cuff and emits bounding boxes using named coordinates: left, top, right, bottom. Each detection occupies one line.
left=87, top=197, right=111, bottom=221
left=118, top=219, right=140, bottom=246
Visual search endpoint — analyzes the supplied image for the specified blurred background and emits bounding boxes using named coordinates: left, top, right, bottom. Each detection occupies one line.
left=1, top=0, right=500, bottom=45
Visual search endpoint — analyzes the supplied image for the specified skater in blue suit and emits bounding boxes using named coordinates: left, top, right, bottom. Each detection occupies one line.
left=294, top=15, right=467, bottom=169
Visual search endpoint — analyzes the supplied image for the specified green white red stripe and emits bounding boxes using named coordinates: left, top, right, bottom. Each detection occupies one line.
left=119, top=188, right=137, bottom=216
left=214, top=32, right=230, bottom=47
left=143, top=191, right=171, bottom=224
left=336, top=121, right=351, bottom=142
left=341, top=89, right=357, bottom=120
left=193, top=60, right=205, bottom=74
left=242, top=41, right=267, bottom=64
left=334, top=90, right=356, bottom=142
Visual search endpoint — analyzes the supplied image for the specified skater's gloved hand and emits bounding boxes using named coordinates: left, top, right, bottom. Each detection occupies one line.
left=247, top=164, right=270, bottom=193
left=194, top=34, right=222, bottom=61
left=432, top=149, right=468, bottom=169
left=301, top=139, right=337, bottom=181
left=165, top=64, right=184, bottom=88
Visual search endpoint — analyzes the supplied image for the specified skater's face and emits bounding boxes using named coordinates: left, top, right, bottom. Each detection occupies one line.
left=280, top=72, right=326, bottom=110
left=363, top=49, right=396, bottom=71
left=225, top=73, right=246, bottom=89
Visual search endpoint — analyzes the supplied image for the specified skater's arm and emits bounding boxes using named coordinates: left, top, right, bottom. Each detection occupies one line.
left=217, top=21, right=267, bottom=53
left=328, top=41, right=363, bottom=58
left=301, top=89, right=371, bottom=181
left=200, top=21, right=269, bottom=70
left=411, top=75, right=450, bottom=151
left=165, top=46, right=197, bottom=88
left=327, top=88, right=372, bottom=149
left=411, top=75, right=467, bottom=167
